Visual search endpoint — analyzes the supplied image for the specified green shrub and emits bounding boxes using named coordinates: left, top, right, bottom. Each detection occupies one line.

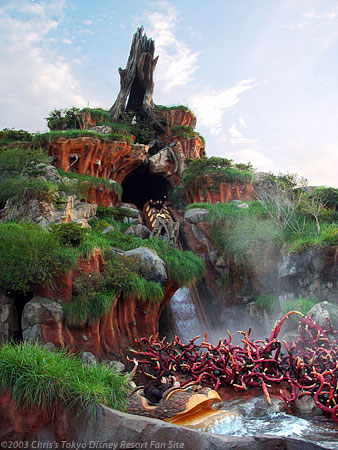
left=93, top=220, right=111, bottom=233
left=49, top=222, right=88, bottom=247
left=0, top=177, right=58, bottom=208
left=96, top=206, right=134, bottom=222
left=182, top=156, right=254, bottom=192
left=255, top=294, right=279, bottom=311
left=319, top=224, right=338, bottom=246
left=0, top=341, right=131, bottom=413
left=0, top=147, right=49, bottom=175
left=212, top=215, right=283, bottom=271
left=163, top=249, right=204, bottom=287
left=312, top=187, right=338, bottom=210
left=64, top=255, right=164, bottom=327
left=0, top=128, right=33, bottom=143
left=45, top=107, right=81, bottom=130
left=0, top=223, right=77, bottom=293
left=282, top=296, right=320, bottom=316
left=289, top=237, right=320, bottom=253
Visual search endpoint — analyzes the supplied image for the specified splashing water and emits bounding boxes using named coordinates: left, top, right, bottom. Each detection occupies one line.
left=205, top=397, right=338, bottom=449
left=170, top=287, right=203, bottom=343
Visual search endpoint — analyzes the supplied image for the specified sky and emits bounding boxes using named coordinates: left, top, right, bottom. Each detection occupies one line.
left=1, top=0, right=338, bottom=187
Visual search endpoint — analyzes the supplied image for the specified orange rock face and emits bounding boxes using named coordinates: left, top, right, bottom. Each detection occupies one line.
left=185, top=179, right=256, bottom=204
left=35, top=250, right=178, bottom=360
left=155, top=107, right=197, bottom=133
left=48, top=137, right=148, bottom=206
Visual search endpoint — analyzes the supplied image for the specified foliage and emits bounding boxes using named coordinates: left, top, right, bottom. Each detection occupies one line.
left=57, top=169, right=123, bottom=200
left=257, top=183, right=307, bottom=235
left=0, top=128, right=33, bottom=143
left=319, top=224, right=338, bottom=246
left=171, top=125, right=196, bottom=137
left=96, top=206, right=135, bottom=222
left=118, top=112, right=155, bottom=144
left=182, top=156, right=254, bottom=192
left=64, top=255, right=164, bottom=327
left=154, top=104, right=193, bottom=112
left=0, top=222, right=77, bottom=293
left=270, top=172, right=308, bottom=192
left=0, top=177, right=58, bottom=208
left=92, top=220, right=111, bottom=233
left=282, top=296, right=320, bottom=316
left=167, top=185, right=188, bottom=209
left=45, top=107, right=81, bottom=130
left=216, top=216, right=283, bottom=269
left=255, top=294, right=279, bottom=311
left=32, top=130, right=133, bottom=147
left=0, top=341, right=131, bottom=413
left=163, top=249, right=204, bottom=287
left=298, top=194, right=327, bottom=235
left=49, top=222, right=88, bottom=247
left=0, top=147, right=49, bottom=175
left=313, top=187, right=338, bottom=210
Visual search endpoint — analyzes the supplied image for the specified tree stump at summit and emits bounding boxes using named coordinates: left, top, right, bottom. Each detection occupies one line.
left=109, top=26, right=164, bottom=130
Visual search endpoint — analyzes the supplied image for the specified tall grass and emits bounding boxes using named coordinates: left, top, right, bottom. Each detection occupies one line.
left=0, top=222, right=77, bottom=293
left=0, top=342, right=131, bottom=413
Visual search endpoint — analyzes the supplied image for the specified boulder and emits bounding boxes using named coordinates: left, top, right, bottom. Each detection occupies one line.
left=124, top=247, right=167, bottom=284
left=125, top=224, right=151, bottom=239
left=22, top=297, right=63, bottom=343
left=101, top=226, right=115, bottom=235
left=279, top=247, right=325, bottom=292
left=308, top=301, right=338, bottom=329
left=295, top=395, right=322, bottom=416
left=184, top=208, right=209, bottom=224
left=80, top=352, right=97, bottom=367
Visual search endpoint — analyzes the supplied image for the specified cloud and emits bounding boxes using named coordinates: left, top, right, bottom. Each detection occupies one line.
left=291, top=146, right=338, bottom=188
left=190, top=80, right=256, bottom=134
left=229, top=148, right=278, bottom=173
left=144, top=1, right=199, bottom=92
left=285, top=6, right=338, bottom=30
left=0, top=1, right=87, bottom=131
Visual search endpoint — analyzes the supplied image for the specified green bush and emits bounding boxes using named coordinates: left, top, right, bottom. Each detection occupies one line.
left=282, top=296, right=320, bottom=316
left=0, top=128, right=33, bottom=143
left=49, top=222, right=88, bottom=247
left=96, top=206, right=133, bottom=222
left=255, top=294, right=279, bottom=311
left=319, top=224, right=338, bottom=246
left=0, top=147, right=49, bottom=175
left=182, top=156, right=254, bottom=191
left=64, top=255, right=164, bottom=327
left=313, top=187, right=338, bottom=210
left=0, top=177, right=58, bottom=208
left=0, top=341, right=131, bottom=413
left=45, top=107, right=81, bottom=130
left=0, top=222, right=77, bottom=293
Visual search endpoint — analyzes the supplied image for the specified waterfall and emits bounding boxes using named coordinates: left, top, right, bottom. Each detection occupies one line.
left=170, top=287, right=204, bottom=342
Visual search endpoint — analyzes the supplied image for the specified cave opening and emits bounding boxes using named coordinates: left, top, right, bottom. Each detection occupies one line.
left=4, top=291, right=34, bottom=342
left=121, top=167, right=170, bottom=210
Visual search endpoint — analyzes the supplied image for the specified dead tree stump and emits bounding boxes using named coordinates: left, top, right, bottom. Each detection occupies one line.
left=109, top=26, right=164, bottom=131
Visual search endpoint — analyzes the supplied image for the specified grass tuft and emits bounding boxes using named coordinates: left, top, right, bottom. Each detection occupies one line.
left=0, top=341, right=131, bottom=414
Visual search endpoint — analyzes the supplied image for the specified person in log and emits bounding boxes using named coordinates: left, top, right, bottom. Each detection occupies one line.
left=143, top=370, right=180, bottom=405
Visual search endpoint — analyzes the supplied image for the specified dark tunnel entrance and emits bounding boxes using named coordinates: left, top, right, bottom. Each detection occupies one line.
left=121, top=168, right=170, bottom=210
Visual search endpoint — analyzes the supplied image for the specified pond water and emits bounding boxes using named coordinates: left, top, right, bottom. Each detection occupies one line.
left=202, top=397, right=338, bottom=449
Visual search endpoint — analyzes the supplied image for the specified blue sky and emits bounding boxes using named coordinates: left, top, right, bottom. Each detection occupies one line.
left=1, top=0, right=338, bottom=187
